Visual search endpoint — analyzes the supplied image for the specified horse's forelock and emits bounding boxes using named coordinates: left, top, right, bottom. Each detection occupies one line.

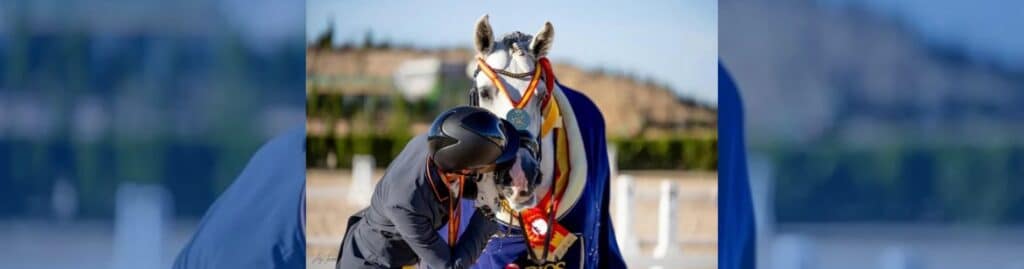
left=481, top=32, right=536, bottom=75
left=491, top=32, right=534, bottom=58
left=498, top=32, right=533, bottom=48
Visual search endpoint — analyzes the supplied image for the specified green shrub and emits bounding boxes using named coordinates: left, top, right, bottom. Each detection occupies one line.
left=770, top=145, right=1024, bottom=224
left=602, top=136, right=716, bottom=170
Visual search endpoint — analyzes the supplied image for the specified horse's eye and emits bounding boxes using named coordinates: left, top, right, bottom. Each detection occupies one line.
left=479, top=87, right=493, bottom=99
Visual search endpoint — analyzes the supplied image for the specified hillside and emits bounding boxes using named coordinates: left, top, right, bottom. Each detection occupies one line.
left=307, top=46, right=716, bottom=138
left=721, top=0, right=1024, bottom=147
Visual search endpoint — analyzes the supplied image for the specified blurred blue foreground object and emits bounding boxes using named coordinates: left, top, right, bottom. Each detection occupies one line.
left=719, top=62, right=756, bottom=269
left=173, top=126, right=306, bottom=269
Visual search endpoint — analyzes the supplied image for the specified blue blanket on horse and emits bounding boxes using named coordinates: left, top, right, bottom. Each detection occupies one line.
left=718, top=62, right=756, bottom=269
left=443, top=85, right=626, bottom=269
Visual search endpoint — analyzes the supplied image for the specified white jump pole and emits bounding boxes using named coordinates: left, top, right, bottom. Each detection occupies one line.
left=653, top=180, right=681, bottom=259
left=113, top=183, right=171, bottom=269
left=772, top=234, right=816, bottom=269
left=607, top=143, right=618, bottom=180
left=748, top=154, right=775, bottom=269
left=614, top=174, right=640, bottom=257
left=349, top=155, right=375, bottom=206
left=880, top=246, right=919, bottom=269
left=51, top=177, right=78, bottom=222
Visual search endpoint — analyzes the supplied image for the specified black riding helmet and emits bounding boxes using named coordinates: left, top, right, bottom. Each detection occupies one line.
left=427, top=106, right=520, bottom=175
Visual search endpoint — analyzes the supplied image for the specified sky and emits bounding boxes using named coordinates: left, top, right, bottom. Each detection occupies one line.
left=821, top=0, right=1024, bottom=71
left=307, top=0, right=719, bottom=104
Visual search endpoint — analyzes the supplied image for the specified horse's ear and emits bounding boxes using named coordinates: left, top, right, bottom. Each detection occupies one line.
left=475, top=15, right=494, bottom=55
left=530, top=21, right=554, bottom=57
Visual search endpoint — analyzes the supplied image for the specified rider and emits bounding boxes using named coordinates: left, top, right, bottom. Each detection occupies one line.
left=336, top=106, right=524, bottom=269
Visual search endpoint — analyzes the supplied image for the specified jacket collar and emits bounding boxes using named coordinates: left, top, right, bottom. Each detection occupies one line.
left=425, top=159, right=452, bottom=204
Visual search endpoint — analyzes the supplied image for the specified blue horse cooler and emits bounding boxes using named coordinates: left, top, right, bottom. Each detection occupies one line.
left=443, top=84, right=627, bottom=269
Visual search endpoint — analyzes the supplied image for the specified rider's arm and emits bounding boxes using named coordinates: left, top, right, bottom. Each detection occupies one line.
left=451, top=209, right=498, bottom=266
left=388, top=202, right=462, bottom=269
left=388, top=201, right=496, bottom=269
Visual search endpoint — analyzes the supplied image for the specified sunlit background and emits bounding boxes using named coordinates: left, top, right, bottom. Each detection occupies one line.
left=721, top=0, right=1024, bottom=268
left=304, top=1, right=718, bottom=268
left=0, top=0, right=304, bottom=268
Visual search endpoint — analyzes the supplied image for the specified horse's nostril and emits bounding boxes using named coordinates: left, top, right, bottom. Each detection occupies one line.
left=517, top=190, right=529, bottom=196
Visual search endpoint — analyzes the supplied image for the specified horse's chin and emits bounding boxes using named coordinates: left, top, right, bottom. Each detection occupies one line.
left=508, top=195, right=537, bottom=211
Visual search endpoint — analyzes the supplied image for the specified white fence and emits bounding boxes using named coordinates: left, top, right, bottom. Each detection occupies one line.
left=113, top=183, right=173, bottom=269
left=348, top=155, right=375, bottom=206
left=613, top=175, right=717, bottom=269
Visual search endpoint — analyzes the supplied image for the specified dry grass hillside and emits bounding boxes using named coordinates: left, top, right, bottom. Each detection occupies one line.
left=307, top=47, right=716, bottom=138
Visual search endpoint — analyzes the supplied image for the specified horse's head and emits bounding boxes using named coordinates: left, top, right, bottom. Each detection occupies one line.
left=468, top=15, right=555, bottom=211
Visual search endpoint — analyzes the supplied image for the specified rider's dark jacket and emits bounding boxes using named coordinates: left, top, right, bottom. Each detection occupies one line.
left=337, top=135, right=498, bottom=269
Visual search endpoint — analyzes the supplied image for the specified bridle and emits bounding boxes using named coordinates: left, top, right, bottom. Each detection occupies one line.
left=470, top=57, right=556, bottom=116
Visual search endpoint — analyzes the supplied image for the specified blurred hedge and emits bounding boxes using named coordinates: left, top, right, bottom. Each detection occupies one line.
left=307, top=135, right=717, bottom=171
left=611, top=137, right=717, bottom=170
left=307, top=134, right=414, bottom=169
left=769, top=145, right=1024, bottom=224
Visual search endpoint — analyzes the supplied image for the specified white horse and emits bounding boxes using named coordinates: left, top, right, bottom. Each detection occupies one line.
left=466, top=15, right=624, bottom=268
left=468, top=14, right=557, bottom=217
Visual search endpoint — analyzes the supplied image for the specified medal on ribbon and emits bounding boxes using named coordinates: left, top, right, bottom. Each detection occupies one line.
left=476, top=57, right=544, bottom=131
left=506, top=109, right=531, bottom=131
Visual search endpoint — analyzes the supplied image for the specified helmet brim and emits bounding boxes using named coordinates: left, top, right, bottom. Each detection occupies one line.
left=492, top=120, right=521, bottom=172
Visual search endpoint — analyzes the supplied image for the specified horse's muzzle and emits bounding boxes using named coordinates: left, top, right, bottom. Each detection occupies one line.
left=501, top=149, right=541, bottom=208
